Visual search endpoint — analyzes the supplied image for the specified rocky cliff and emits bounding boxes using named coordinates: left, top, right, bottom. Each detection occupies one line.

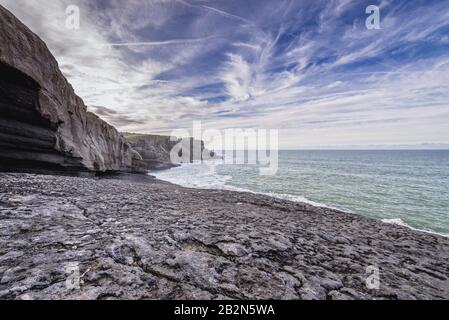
left=0, top=5, right=145, bottom=173
left=123, top=133, right=216, bottom=171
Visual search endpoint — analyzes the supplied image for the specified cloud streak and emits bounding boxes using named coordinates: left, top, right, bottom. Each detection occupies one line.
left=1, top=0, right=448, bottom=148
left=100, top=36, right=215, bottom=47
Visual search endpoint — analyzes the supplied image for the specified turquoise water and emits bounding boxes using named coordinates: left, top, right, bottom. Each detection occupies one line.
left=154, top=150, right=449, bottom=235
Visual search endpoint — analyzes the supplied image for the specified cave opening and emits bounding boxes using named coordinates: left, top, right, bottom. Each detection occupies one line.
left=0, top=61, right=81, bottom=172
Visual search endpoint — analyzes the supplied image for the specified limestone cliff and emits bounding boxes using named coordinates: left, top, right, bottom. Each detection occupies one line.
left=0, top=5, right=145, bottom=173
left=123, top=133, right=216, bottom=171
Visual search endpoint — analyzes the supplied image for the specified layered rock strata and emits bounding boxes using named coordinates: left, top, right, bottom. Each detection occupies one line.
left=124, top=133, right=216, bottom=171
left=0, top=5, right=144, bottom=173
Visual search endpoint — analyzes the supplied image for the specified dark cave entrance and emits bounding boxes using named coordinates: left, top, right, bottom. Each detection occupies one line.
left=0, top=61, right=77, bottom=172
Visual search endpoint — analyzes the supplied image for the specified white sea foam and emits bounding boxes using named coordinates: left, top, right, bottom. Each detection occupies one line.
left=152, top=160, right=232, bottom=189
left=382, top=218, right=449, bottom=237
left=153, top=161, right=449, bottom=238
left=152, top=160, right=333, bottom=209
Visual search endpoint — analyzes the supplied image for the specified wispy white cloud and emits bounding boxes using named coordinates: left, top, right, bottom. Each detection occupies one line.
left=200, top=6, right=252, bottom=26
left=1, top=0, right=448, bottom=148
left=100, top=36, right=215, bottom=47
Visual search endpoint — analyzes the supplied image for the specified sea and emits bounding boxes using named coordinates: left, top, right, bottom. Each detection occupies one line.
left=153, top=150, right=449, bottom=236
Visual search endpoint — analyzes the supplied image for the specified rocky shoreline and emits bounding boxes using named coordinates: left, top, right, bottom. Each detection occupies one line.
left=0, top=172, right=448, bottom=300
left=1, top=1, right=448, bottom=301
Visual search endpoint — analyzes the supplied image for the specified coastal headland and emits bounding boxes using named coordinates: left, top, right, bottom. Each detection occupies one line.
left=0, top=4, right=448, bottom=300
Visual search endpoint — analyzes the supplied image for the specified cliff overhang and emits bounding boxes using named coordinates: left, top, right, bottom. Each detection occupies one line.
left=0, top=5, right=145, bottom=173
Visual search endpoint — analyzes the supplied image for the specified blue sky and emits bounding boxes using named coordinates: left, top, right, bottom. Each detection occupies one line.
left=1, top=0, right=449, bottom=148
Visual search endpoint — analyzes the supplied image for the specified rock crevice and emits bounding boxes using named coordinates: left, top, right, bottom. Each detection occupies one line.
left=1, top=173, right=448, bottom=300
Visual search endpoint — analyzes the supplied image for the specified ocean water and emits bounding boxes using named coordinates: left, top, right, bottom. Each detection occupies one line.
left=153, top=150, right=449, bottom=236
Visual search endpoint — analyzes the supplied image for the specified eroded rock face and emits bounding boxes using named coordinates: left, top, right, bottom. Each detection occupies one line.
left=123, top=134, right=180, bottom=170
left=0, top=6, right=144, bottom=173
left=124, top=133, right=216, bottom=171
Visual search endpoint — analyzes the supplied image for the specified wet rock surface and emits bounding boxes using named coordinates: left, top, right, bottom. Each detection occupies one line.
left=0, top=172, right=448, bottom=300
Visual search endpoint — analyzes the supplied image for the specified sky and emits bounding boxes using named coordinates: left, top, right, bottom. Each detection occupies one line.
left=1, top=0, right=449, bottom=149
